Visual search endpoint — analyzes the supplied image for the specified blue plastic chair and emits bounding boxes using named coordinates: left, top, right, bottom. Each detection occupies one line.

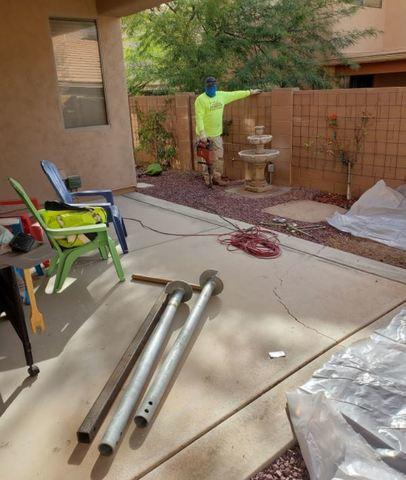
left=40, top=160, right=128, bottom=254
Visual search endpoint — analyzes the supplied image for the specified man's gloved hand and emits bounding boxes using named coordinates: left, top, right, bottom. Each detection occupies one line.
left=250, top=89, right=263, bottom=95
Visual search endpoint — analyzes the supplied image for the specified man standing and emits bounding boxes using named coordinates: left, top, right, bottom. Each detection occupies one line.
left=195, top=76, right=261, bottom=185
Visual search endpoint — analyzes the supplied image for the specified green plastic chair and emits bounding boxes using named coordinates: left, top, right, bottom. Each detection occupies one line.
left=9, top=178, right=125, bottom=293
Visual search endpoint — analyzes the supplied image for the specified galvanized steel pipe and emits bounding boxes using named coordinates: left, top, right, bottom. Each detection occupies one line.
left=98, top=281, right=192, bottom=456
left=134, top=270, right=223, bottom=429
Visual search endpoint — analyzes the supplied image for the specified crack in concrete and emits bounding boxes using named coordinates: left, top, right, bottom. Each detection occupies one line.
left=272, top=287, right=336, bottom=341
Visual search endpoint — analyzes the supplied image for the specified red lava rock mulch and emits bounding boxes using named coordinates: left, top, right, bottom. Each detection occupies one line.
left=136, top=169, right=406, bottom=269
left=250, top=445, right=310, bottom=480
left=313, top=191, right=356, bottom=209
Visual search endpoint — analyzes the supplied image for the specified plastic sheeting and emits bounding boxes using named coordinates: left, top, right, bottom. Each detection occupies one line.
left=287, top=309, right=406, bottom=480
left=327, top=180, right=406, bottom=250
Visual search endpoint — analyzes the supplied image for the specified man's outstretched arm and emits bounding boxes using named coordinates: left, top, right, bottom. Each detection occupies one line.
left=223, top=89, right=262, bottom=105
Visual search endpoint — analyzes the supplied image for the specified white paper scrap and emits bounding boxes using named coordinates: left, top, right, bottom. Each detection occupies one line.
left=269, top=351, right=286, bottom=359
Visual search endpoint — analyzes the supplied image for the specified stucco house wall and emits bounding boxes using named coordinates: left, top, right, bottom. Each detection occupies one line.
left=0, top=0, right=136, bottom=201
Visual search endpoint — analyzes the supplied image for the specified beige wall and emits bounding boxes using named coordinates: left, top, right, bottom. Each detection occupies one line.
left=382, top=0, right=406, bottom=52
left=342, top=4, right=385, bottom=57
left=0, top=0, right=136, bottom=202
left=342, top=1, right=406, bottom=58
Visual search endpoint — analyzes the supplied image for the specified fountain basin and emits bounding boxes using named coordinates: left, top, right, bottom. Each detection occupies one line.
left=238, top=125, right=281, bottom=193
left=238, top=149, right=280, bottom=164
left=246, top=135, right=273, bottom=145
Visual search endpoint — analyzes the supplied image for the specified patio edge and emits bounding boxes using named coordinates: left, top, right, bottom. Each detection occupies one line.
left=123, top=193, right=406, bottom=285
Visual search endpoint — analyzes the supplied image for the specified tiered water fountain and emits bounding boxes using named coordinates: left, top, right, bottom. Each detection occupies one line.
left=238, top=126, right=280, bottom=193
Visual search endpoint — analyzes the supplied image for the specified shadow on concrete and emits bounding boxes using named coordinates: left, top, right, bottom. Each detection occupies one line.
left=0, top=255, right=124, bottom=372
left=0, top=375, right=38, bottom=417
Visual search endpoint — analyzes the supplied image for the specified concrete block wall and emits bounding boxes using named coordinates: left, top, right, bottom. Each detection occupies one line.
left=292, top=87, right=406, bottom=196
left=269, top=89, right=294, bottom=186
left=189, top=92, right=275, bottom=180
left=129, top=93, right=193, bottom=171
left=222, top=93, right=273, bottom=179
left=130, top=86, right=406, bottom=196
left=131, top=92, right=278, bottom=180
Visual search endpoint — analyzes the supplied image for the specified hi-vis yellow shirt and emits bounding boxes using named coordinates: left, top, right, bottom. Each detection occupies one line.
left=195, top=90, right=250, bottom=137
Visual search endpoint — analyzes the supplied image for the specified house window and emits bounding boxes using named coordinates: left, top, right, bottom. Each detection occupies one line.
left=50, top=19, right=108, bottom=129
left=349, top=75, right=374, bottom=88
left=353, top=0, right=382, bottom=7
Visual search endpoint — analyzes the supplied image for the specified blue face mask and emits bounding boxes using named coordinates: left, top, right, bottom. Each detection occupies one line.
left=205, top=85, right=217, bottom=97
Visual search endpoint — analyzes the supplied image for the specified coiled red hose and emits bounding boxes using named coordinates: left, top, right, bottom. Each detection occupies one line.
left=217, top=226, right=281, bottom=259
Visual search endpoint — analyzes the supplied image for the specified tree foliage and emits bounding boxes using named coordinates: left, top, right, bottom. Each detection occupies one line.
left=123, top=0, right=375, bottom=94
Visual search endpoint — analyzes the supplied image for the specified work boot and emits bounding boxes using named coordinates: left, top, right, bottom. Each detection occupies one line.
left=215, top=179, right=229, bottom=186
left=203, top=173, right=211, bottom=186
left=213, top=173, right=229, bottom=186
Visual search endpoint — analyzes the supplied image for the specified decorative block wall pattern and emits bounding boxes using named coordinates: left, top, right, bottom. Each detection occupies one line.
left=189, top=92, right=274, bottom=180
left=130, top=86, right=406, bottom=196
left=292, top=87, right=406, bottom=196
left=128, top=94, right=193, bottom=171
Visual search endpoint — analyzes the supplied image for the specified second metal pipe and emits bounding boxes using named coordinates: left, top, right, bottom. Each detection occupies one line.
left=134, top=270, right=223, bottom=429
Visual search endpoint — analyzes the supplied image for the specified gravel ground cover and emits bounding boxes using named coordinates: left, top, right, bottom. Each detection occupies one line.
left=250, top=445, right=310, bottom=480
left=136, top=170, right=405, bottom=269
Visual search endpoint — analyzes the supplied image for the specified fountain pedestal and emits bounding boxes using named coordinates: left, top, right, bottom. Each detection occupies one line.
left=238, top=126, right=280, bottom=193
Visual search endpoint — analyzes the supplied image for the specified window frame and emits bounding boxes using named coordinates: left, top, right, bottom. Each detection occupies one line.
left=49, top=17, right=111, bottom=131
left=354, top=0, right=383, bottom=8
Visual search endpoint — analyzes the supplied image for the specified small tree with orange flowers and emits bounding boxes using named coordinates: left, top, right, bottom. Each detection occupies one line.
left=305, top=111, right=371, bottom=202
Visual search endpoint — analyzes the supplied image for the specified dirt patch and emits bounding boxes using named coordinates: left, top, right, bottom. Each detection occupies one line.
left=326, top=235, right=405, bottom=268
left=250, top=445, right=309, bottom=480
left=136, top=170, right=406, bottom=269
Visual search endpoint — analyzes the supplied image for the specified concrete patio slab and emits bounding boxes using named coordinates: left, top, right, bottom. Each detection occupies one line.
left=142, top=346, right=343, bottom=480
left=262, top=200, right=347, bottom=222
left=116, top=196, right=220, bottom=252
left=0, top=195, right=405, bottom=480
left=142, top=302, right=406, bottom=480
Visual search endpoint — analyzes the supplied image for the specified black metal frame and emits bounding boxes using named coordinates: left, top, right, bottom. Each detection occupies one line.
left=0, top=266, right=39, bottom=377
left=77, top=289, right=169, bottom=444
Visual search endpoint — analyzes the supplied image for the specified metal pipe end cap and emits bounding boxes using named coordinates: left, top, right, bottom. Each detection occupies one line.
left=134, top=415, right=148, bottom=428
left=165, top=281, right=193, bottom=302
left=98, top=443, right=114, bottom=457
left=199, top=270, right=223, bottom=295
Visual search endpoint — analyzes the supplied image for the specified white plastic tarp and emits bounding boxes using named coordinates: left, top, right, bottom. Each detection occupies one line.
left=327, top=180, right=406, bottom=250
left=287, top=309, right=406, bottom=480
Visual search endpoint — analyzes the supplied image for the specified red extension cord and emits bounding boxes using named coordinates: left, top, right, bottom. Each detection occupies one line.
left=123, top=218, right=281, bottom=259
left=217, top=226, right=281, bottom=259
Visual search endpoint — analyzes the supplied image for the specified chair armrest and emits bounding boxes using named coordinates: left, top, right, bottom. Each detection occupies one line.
left=46, top=224, right=107, bottom=237
left=71, top=190, right=114, bottom=205
left=66, top=202, right=111, bottom=209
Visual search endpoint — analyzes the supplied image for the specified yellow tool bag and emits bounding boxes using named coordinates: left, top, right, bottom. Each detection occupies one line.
left=41, top=202, right=107, bottom=248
